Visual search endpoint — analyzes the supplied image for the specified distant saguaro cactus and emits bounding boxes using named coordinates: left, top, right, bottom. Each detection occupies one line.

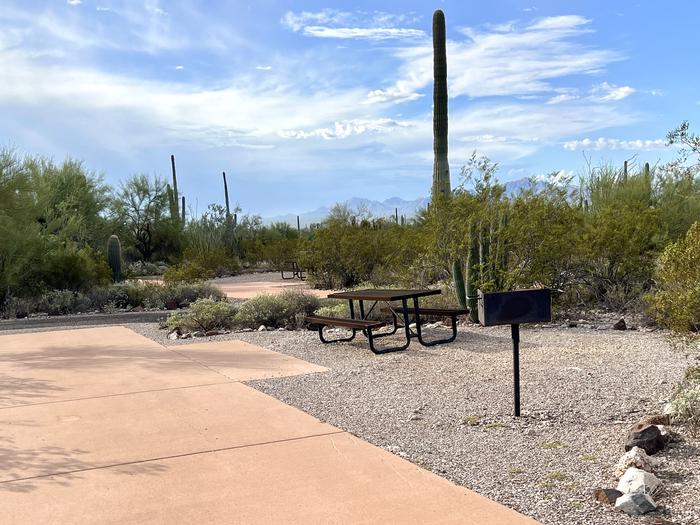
left=107, top=235, right=123, bottom=282
left=431, top=9, right=450, bottom=200
left=170, top=154, right=180, bottom=223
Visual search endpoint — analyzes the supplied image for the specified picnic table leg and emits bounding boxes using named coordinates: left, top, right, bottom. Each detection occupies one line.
left=318, top=325, right=357, bottom=343
left=366, top=298, right=411, bottom=354
left=411, top=297, right=459, bottom=346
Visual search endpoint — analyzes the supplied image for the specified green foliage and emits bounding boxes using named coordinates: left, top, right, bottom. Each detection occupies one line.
left=163, top=248, right=240, bottom=283
left=1, top=281, right=223, bottom=318
left=165, top=298, right=237, bottom=333
left=233, top=289, right=320, bottom=328
left=646, top=221, right=700, bottom=333
left=669, top=367, right=700, bottom=434
left=125, top=261, right=167, bottom=277
left=107, top=235, right=123, bottom=282
left=313, top=301, right=351, bottom=319
left=111, top=174, right=181, bottom=262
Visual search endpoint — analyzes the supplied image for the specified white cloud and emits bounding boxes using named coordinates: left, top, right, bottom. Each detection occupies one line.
left=67, top=0, right=82, bottom=5
left=589, top=82, right=635, bottom=101
left=282, top=9, right=424, bottom=40
left=278, top=118, right=411, bottom=140
left=562, top=138, right=668, bottom=151
left=255, top=65, right=272, bottom=71
left=301, top=26, right=424, bottom=40
left=546, top=93, right=579, bottom=104
left=175, top=65, right=184, bottom=70
left=367, top=15, right=621, bottom=104
left=366, top=83, right=423, bottom=104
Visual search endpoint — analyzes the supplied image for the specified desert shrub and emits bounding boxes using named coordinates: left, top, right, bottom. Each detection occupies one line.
left=234, top=290, right=320, bottom=328
left=160, top=282, right=224, bottom=309
left=165, top=298, right=237, bottom=333
left=298, top=210, right=415, bottom=289
left=125, top=261, right=167, bottom=277
left=313, top=302, right=351, bottom=319
left=1, top=296, right=34, bottom=318
left=163, top=248, right=240, bottom=283
left=646, top=222, right=700, bottom=333
left=670, top=368, right=700, bottom=434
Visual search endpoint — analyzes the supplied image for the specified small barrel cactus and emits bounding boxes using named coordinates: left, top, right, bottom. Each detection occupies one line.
left=107, top=235, right=123, bottom=282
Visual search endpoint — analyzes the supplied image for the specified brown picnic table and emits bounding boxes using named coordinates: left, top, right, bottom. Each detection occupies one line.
left=305, top=289, right=468, bottom=354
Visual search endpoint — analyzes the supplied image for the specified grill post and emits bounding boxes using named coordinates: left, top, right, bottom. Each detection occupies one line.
left=511, top=323, right=521, bottom=417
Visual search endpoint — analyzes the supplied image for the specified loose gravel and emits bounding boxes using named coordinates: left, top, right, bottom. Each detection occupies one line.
left=7, top=320, right=699, bottom=524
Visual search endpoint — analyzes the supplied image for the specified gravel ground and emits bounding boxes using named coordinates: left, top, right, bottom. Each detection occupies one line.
left=6, top=320, right=699, bottom=524
left=138, top=322, right=700, bottom=525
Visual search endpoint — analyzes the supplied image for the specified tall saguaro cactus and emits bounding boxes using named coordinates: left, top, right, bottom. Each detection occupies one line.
left=170, top=154, right=180, bottom=223
left=432, top=9, right=450, bottom=200
left=222, top=171, right=231, bottom=219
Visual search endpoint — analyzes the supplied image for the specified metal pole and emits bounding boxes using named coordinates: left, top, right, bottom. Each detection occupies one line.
left=511, top=323, right=521, bottom=416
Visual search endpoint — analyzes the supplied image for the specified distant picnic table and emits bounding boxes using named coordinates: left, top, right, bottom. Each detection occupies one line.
left=280, top=261, right=304, bottom=280
left=305, top=288, right=467, bottom=354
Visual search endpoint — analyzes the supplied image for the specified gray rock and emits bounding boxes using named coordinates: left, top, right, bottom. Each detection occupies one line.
left=617, top=467, right=662, bottom=496
left=614, top=493, right=657, bottom=515
left=613, top=318, right=627, bottom=330
left=192, top=331, right=204, bottom=338
left=593, top=488, right=622, bottom=505
left=625, top=423, right=665, bottom=455
left=179, top=332, right=192, bottom=339
left=257, top=325, right=267, bottom=332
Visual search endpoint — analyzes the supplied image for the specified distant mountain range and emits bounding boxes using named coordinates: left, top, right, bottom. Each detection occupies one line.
left=263, top=177, right=549, bottom=226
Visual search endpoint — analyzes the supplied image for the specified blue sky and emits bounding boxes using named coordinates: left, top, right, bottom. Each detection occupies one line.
left=1, top=1, right=699, bottom=216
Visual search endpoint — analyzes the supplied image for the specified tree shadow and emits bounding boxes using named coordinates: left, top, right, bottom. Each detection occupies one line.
left=0, top=439, right=170, bottom=493
left=0, top=374, right=67, bottom=408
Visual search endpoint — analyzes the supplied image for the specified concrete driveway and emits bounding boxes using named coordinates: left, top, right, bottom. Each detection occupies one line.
left=0, top=327, right=538, bottom=524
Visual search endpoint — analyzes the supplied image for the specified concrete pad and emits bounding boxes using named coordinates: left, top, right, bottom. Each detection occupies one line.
left=0, top=327, right=224, bottom=407
left=214, top=280, right=330, bottom=299
left=171, top=340, right=328, bottom=380
left=0, top=382, right=336, bottom=482
left=0, top=432, right=539, bottom=524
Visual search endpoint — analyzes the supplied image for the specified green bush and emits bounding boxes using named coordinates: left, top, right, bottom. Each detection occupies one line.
left=646, top=222, right=700, bottom=333
left=314, top=302, right=351, bottom=318
left=0, top=281, right=225, bottom=318
left=165, top=298, right=237, bottom=333
left=125, top=261, right=167, bottom=277
left=163, top=248, right=240, bottom=283
left=670, top=367, right=700, bottom=434
left=234, top=290, right=320, bottom=328
left=160, top=282, right=224, bottom=309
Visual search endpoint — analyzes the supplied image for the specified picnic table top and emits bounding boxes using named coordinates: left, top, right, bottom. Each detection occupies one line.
left=327, top=288, right=441, bottom=302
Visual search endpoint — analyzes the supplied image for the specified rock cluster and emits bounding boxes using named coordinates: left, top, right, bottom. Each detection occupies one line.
left=593, top=413, right=675, bottom=518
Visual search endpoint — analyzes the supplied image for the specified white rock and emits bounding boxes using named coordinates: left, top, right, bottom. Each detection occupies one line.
left=167, top=330, right=179, bottom=340
left=257, top=325, right=267, bottom=332
left=616, top=467, right=662, bottom=496
left=614, top=493, right=657, bottom=515
left=613, top=447, right=659, bottom=478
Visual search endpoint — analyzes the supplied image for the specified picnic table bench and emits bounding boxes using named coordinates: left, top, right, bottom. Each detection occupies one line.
left=305, top=289, right=468, bottom=354
left=281, top=261, right=305, bottom=280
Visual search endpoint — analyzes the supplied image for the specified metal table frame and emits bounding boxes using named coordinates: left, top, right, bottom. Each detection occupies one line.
left=324, top=289, right=457, bottom=354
